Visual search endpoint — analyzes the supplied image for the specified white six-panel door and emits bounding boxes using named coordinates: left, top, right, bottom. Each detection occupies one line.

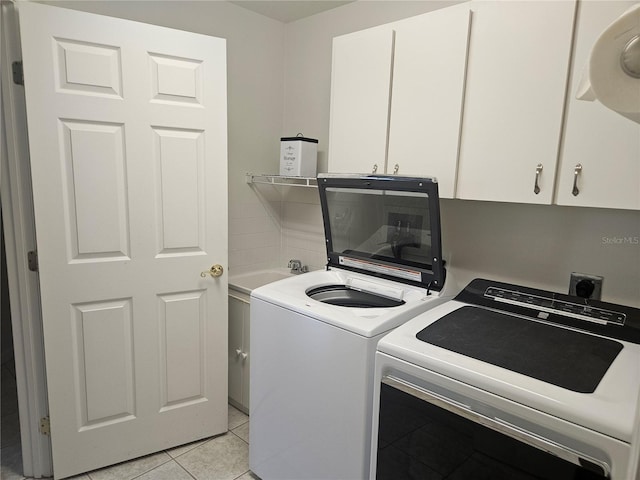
left=18, top=3, right=228, bottom=478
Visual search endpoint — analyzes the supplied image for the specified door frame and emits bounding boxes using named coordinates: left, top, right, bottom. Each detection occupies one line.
left=1, top=1, right=53, bottom=477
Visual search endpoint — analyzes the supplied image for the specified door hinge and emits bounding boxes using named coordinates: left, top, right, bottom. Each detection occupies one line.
left=39, top=416, right=50, bottom=436
left=27, top=250, right=38, bottom=272
left=12, top=61, right=24, bottom=85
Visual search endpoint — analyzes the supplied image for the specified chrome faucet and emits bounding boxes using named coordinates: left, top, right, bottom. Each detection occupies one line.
left=288, top=259, right=308, bottom=274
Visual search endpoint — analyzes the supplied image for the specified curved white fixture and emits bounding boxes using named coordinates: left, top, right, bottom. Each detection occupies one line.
left=576, top=3, right=640, bottom=123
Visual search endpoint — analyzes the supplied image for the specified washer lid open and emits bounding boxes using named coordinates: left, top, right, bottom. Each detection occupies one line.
left=317, top=174, right=445, bottom=290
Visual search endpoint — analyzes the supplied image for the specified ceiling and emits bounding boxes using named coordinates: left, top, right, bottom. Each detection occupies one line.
left=228, top=1, right=355, bottom=23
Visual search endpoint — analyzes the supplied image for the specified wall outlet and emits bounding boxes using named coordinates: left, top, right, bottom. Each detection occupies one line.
left=569, top=273, right=603, bottom=300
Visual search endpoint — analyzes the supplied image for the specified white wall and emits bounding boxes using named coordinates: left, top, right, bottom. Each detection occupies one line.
left=440, top=200, right=640, bottom=306
left=280, top=1, right=640, bottom=306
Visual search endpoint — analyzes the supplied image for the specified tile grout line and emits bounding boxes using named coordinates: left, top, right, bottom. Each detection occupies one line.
left=231, top=469, right=251, bottom=480
left=229, top=429, right=248, bottom=446
left=129, top=454, right=175, bottom=480
left=167, top=436, right=218, bottom=460
left=6, top=411, right=249, bottom=480
left=174, top=460, right=197, bottom=480
left=86, top=453, right=174, bottom=480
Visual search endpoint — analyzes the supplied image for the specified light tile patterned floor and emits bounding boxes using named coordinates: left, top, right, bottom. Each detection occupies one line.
left=1, top=361, right=258, bottom=480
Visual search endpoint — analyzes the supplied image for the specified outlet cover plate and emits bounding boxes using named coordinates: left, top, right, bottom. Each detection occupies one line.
left=569, top=272, right=603, bottom=300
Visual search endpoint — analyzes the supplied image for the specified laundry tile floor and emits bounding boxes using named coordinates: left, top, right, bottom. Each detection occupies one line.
left=1, top=360, right=258, bottom=480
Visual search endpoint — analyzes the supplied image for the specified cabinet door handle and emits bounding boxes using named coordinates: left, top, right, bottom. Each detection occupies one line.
left=393, top=164, right=399, bottom=174
left=572, top=164, right=583, bottom=196
left=235, top=349, right=242, bottom=357
left=241, top=352, right=248, bottom=361
left=533, top=164, right=543, bottom=194
left=372, top=164, right=378, bottom=173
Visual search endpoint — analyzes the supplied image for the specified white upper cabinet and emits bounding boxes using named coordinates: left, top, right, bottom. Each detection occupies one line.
left=329, top=0, right=637, bottom=210
left=327, top=7, right=472, bottom=197
left=456, top=0, right=577, bottom=204
left=556, top=1, right=640, bottom=210
left=387, top=7, right=471, bottom=198
left=328, top=26, right=394, bottom=175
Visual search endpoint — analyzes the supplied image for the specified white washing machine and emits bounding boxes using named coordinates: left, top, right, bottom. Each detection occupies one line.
left=249, top=174, right=456, bottom=480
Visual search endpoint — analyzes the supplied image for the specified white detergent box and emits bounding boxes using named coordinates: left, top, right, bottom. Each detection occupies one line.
left=280, top=135, right=318, bottom=177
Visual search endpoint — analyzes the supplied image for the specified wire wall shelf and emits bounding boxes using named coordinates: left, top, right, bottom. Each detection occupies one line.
left=246, top=174, right=318, bottom=188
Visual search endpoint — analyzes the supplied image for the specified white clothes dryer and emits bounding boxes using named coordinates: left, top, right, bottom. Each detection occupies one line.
left=249, top=174, right=455, bottom=480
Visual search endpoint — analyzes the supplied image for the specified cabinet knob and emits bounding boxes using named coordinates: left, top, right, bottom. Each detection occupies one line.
left=393, top=164, right=399, bottom=174
left=241, top=352, right=248, bottom=361
left=533, top=164, right=543, bottom=194
left=572, top=164, right=583, bottom=196
left=236, top=349, right=242, bottom=357
left=372, top=164, right=378, bottom=173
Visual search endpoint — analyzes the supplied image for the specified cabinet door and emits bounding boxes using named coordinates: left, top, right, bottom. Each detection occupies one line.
left=228, top=296, right=245, bottom=409
left=556, top=1, right=640, bottom=210
left=456, top=0, right=576, bottom=204
left=241, top=307, right=250, bottom=411
left=328, top=27, right=394, bottom=174
left=387, top=6, right=471, bottom=198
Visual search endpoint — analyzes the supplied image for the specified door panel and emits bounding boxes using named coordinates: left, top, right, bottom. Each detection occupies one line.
left=72, top=298, right=135, bottom=427
left=153, top=127, right=205, bottom=254
left=18, top=3, right=228, bottom=478
left=159, top=290, right=206, bottom=408
left=54, top=38, right=123, bottom=97
left=61, top=120, right=130, bottom=261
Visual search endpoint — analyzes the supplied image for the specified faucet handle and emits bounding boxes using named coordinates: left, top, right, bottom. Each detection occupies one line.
left=288, top=259, right=302, bottom=269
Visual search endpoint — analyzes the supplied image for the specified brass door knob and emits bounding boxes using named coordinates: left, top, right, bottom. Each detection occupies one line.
left=201, top=264, right=224, bottom=278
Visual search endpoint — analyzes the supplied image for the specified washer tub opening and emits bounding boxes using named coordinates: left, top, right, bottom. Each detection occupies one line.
left=306, top=285, right=405, bottom=308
